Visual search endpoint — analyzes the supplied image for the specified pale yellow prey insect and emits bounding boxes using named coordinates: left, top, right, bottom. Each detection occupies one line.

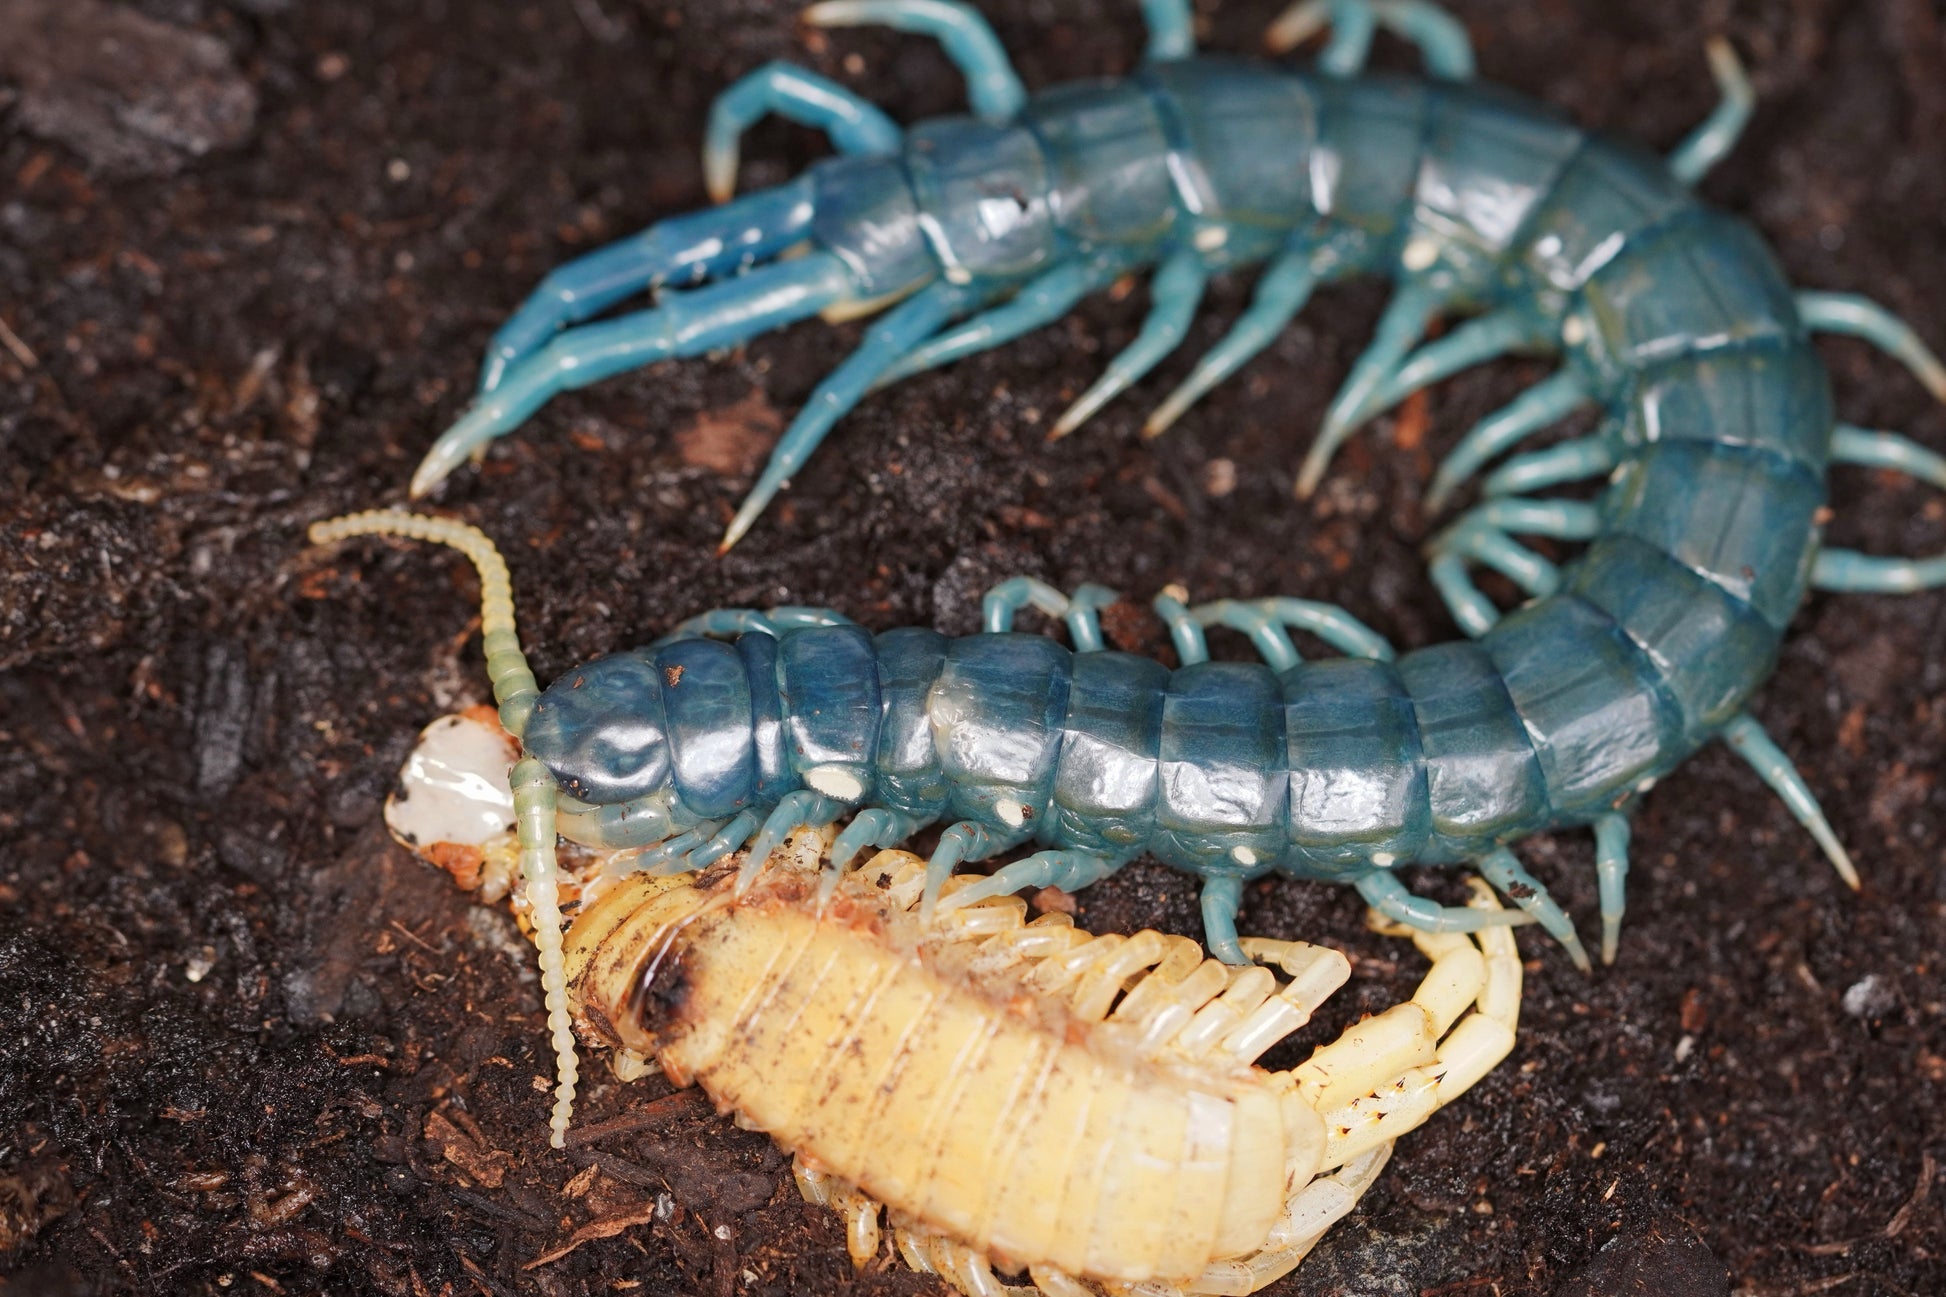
left=487, top=821, right=1515, bottom=1297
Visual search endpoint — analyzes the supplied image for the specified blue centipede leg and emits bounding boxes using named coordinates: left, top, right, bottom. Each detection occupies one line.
left=1186, top=597, right=1395, bottom=670
left=1814, top=425, right=1946, bottom=592
left=689, top=809, right=764, bottom=870
left=1425, top=371, right=1593, bottom=513
left=921, top=820, right=1023, bottom=920
left=1300, top=279, right=1447, bottom=497
left=1264, top=1, right=1374, bottom=74
left=1796, top=292, right=1946, bottom=404
left=1062, top=585, right=1121, bottom=652
left=477, top=176, right=819, bottom=394
left=651, top=605, right=854, bottom=646
left=1481, top=436, right=1615, bottom=497
left=803, top=0, right=1026, bottom=122
left=703, top=63, right=902, bottom=203
left=1478, top=847, right=1591, bottom=972
left=938, top=850, right=1120, bottom=909
left=1425, top=505, right=1577, bottom=634
left=1593, top=813, right=1632, bottom=966
left=634, top=822, right=728, bottom=874
left=1721, top=713, right=1861, bottom=890
left=875, top=252, right=1136, bottom=389
left=720, top=279, right=973, bottom=552
left=980, top=579, right=1119, bottom=651
left=1667, top=39, right=1753, bottom=184
left=1144, top=240, right=1321, bottom=438
left=982, top=577, right=1069, bottom=633
left=1140, top=0, right=1195, bottom=59
left=1266, top=1, right=1475, bottom=79
left=737, top=790, right=848, bottom=891
left=1339, top=308, right=1544, bottom=436
left=1152, top=587, right=1211, bottom=665
left=1051, top=247, right=1211, bottom=439
left=824, top=809, right=928, bottom=900
left=1355, top=869, right=1536, bottom=934
left=1200, top=874, right=1249, bottom=965
left=418, top=253, right=856, bottom=496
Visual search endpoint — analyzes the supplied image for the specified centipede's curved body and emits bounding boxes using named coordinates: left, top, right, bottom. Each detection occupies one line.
left=317, top=0, right=1946, bottom=1144
left=563, top=840, right=1520, bottom=1296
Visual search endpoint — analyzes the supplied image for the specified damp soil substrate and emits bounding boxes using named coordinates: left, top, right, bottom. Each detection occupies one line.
left=2, top=1, right=1944, bottom=1293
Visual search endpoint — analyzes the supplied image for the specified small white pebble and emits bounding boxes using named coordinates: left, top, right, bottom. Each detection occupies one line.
left=1674, top=1034, right=1695, bottom=1064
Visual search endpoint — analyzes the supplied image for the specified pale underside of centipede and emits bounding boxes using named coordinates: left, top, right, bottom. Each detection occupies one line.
left=317, top=0, right=1946, bottom=1165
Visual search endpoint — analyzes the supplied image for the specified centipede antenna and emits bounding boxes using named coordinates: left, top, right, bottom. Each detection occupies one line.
left=308, top=510, right=579, bottom=1146
left=307, top=509, right=541, bottom=738
left=1722, top=712, right=1861, bottom=890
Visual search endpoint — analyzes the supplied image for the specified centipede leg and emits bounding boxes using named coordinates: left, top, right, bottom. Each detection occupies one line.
left=417, top=253, right=855, bottom=497
left=1478, top=846, right=1589, bottom=971
left=1051, top=246, right=1211, bottom=439
left=1200, top=873, right=1248, bottom=965
left=981, top=577, right=1123, bottom=651
left=1265, top=1, right=1476, bottom=80
left=1668, top=39, right=1754, bottom=184
left=1814, top=424, right=1946, bottom=592
left=875, top=250, right=1138, bottom=388
left=803, top=0, right=1027, bottom=123
left=1337, top=308, right=1544, bottom=435
left=702, top=62, right=901, bottom=203
left=472, top=177, right=819, bottom=395
left=652, top=605, right=854, bottom=645
left=1145, top=236, right=1322, bottom=437
left=1796, top=291, right=1946, bottom=402
left=1152, top=586, right=1210, bottom=665
left=1301, top=278, right=1448, bottom=496
left=1481, top=435, right=1614, bottom=497
left=1300, top=879, right=1522, bottom=1165
left=1425, top=497, right=1594, bottom=635
left=1183, top=595, right=1396, bottom=668
left=723, top=279, right=976, bottom=551
left=1721, top=712, right=1861, bottom=889
left=1593, top=813, right=1632, bottom=966
left=921, top=820, right=1027, bottom=919
left=740, top=790, right=848, bottom=889
left=1139, top=0, right=1195, bottom=60
left=1425, top=370, right=1593, bottom=513
left=1354, top=868, right=1534, bottom=934
left=936, top=849, right=1121, bottom=910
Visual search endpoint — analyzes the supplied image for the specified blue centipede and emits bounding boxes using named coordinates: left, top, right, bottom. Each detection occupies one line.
left=315, top=0, right=1946, bottom=1143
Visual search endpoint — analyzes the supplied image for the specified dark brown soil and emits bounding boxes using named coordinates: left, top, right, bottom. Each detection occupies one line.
left=3, top=1, right=1943, bottom=1293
